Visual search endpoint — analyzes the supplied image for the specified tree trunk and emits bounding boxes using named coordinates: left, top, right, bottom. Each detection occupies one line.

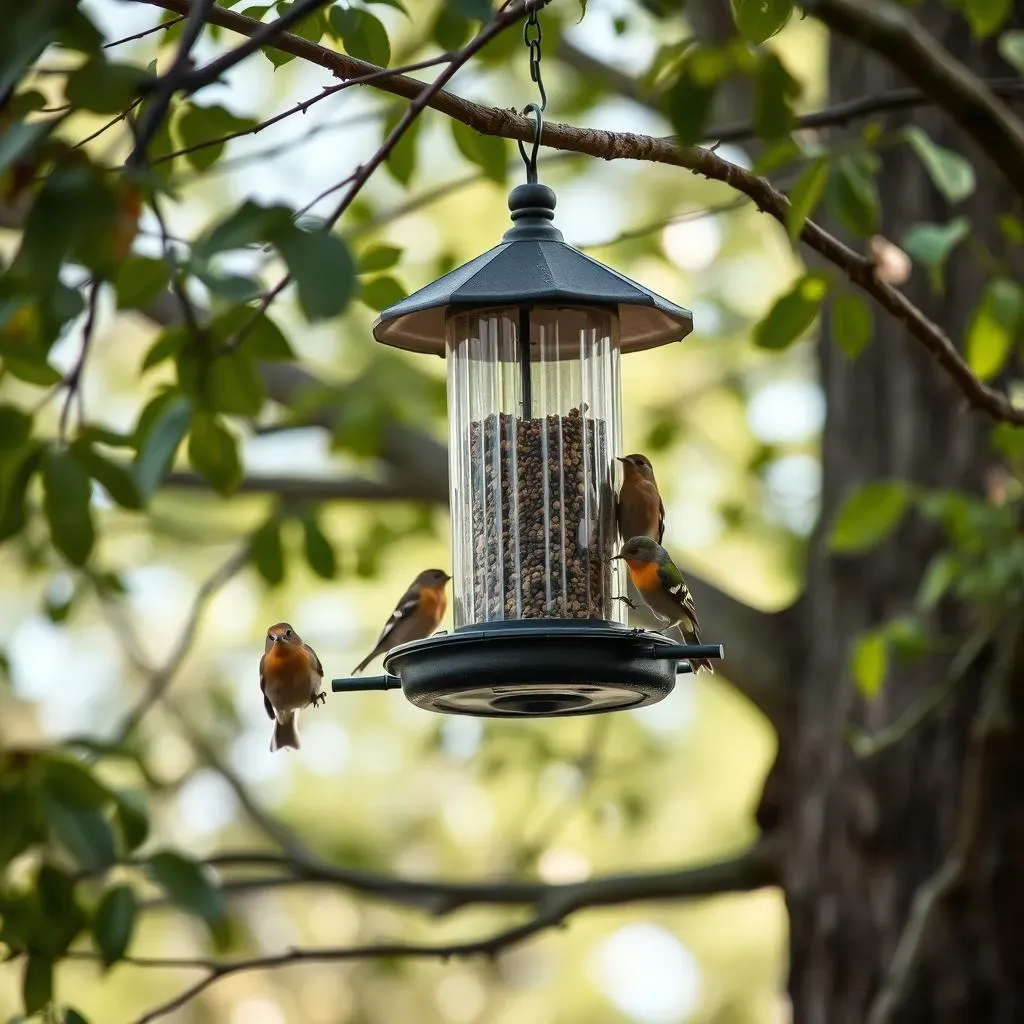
left=781, top=4, right=1024, bottom=1022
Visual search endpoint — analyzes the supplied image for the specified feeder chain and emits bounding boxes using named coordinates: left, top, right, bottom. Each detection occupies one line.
left=517, top=4, right=546, bottom=184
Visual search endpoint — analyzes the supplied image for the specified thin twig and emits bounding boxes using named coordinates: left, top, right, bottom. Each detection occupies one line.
left=72, top=99, right=143, bottom=150
left=103, top=14, right=186, bottom=49
left=113, top=543, right=252, bottom=741
left=154, top=55, right=451, bottom=166
left=58, top=279, right=101, bottom=444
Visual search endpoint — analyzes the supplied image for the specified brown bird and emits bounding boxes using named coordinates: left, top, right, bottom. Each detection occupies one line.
left=617, top=453, right=665, bottom=544
left=351, top=569, right=451, bottom=674
left=260, top=622, right=325, bottom=752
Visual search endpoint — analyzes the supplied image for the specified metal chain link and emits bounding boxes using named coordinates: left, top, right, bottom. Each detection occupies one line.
left=517, top=4, right=546, bottom=184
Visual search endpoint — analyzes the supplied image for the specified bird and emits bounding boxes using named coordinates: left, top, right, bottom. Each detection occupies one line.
left=613, top=536, right=714, bottom=674
left=616, top=453, right=664, bottom=544
left=259, top=622, right=326, bottom=752
left=351, top=569, right=451, bottom=675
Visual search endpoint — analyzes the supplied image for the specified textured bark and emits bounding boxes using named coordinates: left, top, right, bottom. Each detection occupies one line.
left=781, top=4, right=1024, bottom=1023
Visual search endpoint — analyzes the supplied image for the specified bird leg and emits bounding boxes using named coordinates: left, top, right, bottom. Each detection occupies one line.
left=615, top=595, right=637, bottom=611
left=309, top=691, right=327, bottom=708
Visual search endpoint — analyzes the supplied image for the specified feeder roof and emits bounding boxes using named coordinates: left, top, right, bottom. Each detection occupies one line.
left=372, top=183, right=694, bottom=356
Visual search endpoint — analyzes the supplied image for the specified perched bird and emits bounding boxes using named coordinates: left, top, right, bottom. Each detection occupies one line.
left=613, top=536, right=714, bottom=674
left=351, top=569, right=451, bottom=674
left=260, top=622, right=326, bottom=752
left=617, top=453, right=664, bottom=544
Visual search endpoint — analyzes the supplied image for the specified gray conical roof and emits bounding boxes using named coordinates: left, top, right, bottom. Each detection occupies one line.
left=372, top=184, right=693, bottom=356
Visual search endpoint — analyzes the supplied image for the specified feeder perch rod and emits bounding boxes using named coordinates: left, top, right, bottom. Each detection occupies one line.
left=331, top=675, right=401, bottom=693
left=645, top=643, right=725, bottom=662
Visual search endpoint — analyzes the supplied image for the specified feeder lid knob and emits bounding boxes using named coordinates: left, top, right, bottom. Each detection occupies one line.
left=503, top=183, right=562, bottom=242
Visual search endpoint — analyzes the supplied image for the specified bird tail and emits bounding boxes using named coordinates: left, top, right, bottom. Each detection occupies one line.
left=671, top=624, right=715, bottom=675
left=270, top=712, right=300, bottom=752
left=350, top=651, right=374, bottom=675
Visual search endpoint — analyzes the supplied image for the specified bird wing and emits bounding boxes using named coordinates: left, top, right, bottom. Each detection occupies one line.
left=303, top=642, right=324, bottom=680
left=656, top=558, right=701, bottom=636
left=259, top=653, right=274, bottom=720
left=371, top=585, right=421, bottom=652
left=656, top=496, right=665, bottom=545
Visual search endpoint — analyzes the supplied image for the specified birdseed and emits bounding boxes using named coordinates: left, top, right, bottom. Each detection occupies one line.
left=465, top=406, right=617, bottom=622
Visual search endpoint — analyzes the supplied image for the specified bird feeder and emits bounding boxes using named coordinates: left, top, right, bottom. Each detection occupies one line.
left=330, top=177, right=724, bottom=717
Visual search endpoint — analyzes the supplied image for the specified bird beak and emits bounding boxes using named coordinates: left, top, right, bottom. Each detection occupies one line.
left=615, top=456, right=627, bottom=465
left=611, top=553, right=624, bottom=561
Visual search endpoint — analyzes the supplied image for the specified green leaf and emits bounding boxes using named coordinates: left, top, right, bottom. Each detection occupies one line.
left=949, top=0, right=1009, bottom=38
left=0, top=119, right=54, bottom=175
left=359, top=245, right=402, bottom=274
left=382, top=111, right=420, bottom=186
left=850, top=629, right=887, bottom=699
left=263, top=2, right=325, bottom=65
left=302, top=514, right=336, bottom=579
left=450, top=120, right=506, bottom=185
left=188, top=411, right=242, bottom=496
left=905, top=127, right=975, bottom=203
left=450, top=0, right=491, bottom=21
left=991, top=422, right=1024, bottom=460
left=329, top=7, right=391, bottom=66
left=177, top=103, right=258, bottom=171
left=0, top=404, right=32, bottom=451
left=111, top=789, right=149, bottom=853
left=63, top=1009, right=91, bottom=1024
left=195, top=200, right=292, bottom=257
left=92, top=885, right=137, bottom=967
left=730, top=0, right=792, bottom=43
left=134, top=393, right=190, bottom=500
left=900, top=218, right=970, bottom=292
left=274, top=228, right=356, bottom=321
left=832, top=292, right=873, bottom=359
left=665, top=67, right=716, bottom=146
left=3, top=357, right=64, bottom=387
left=365, top=0, right=409, bottom=16
left=786, top=157, right=829, bottom=241
left=754, top=53, right=798, bottom=140
left=47, top=803, right=117, bottom=870
left=826, top=154, right=880, bottom=238
left=65, top=58, right=150, bottom=114
left=113, top=255, right=169, bottom=310
left=359, top=275, right=406, bottom=312
left=0, top=442, right=42, bottom=542
left=998, top=29, right=1024, bottom=75
left=71, top=441, right=144, bottom=510
left=251, top=518, right=285, bottom=585
left=753, top=272, right=830, bottom=350
left=36, top=863, right=86, bottom=956
left=42, top=448, right=94, bottom=566
left=142, top=325, right=188, bottom=371
left=40, top=756, right=109, bottom=809
left=197, top=350, right=266, bottom=416
left=211, top=307, right=294, bottom=361
left=829, top=480, right=912, bottom=554
left=917, top=552, right=958, bottom=610
left=966, top=277, right=1024, bottom=380
left=22, top=954, right=53, bottom=1016
left=147, top=851, right=224, bottom=926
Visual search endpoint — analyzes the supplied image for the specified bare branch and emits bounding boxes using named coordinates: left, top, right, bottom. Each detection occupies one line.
left=80, top=840, right=777, bottom=1024
left=139, top=0, right=1024, bottom=425
left=866, top=615, right=1021, bottom=1024
left=804, top=0, right=1024, bottom=204
left=103, top=14, right=185, bottom=49
left=58, top=278, right=101, bottom=443
left=112, top=543, right=251, bottom=741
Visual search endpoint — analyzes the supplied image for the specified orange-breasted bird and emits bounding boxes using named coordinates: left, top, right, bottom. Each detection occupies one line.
left=617, top=453, right=664, bottom=544
left=351, top=569, right=451, bottom=674
left=260, top=622, right=326, bottom=752
left=613, top=536, right=714, bottom=674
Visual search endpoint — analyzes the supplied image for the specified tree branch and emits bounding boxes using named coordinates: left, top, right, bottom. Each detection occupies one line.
left=139, top=0, right=1024, bottom=425
left=804, top=0, right=1024, bottom=204
left=80, top=840, right=778, bottom=1024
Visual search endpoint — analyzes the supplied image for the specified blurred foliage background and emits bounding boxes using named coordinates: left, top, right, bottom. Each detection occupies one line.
left=2, top=0, right=1020, bottom=1021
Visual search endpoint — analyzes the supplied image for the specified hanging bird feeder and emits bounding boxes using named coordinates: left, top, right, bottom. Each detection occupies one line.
left=331, top=11, right=723, bottom=717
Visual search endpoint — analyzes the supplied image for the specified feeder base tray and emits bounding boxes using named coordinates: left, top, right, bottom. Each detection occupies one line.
left=332, top=620, right=724, bottom=718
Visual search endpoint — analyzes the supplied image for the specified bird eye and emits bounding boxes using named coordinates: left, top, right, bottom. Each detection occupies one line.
left=284, top=628, right=292, bottom=638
